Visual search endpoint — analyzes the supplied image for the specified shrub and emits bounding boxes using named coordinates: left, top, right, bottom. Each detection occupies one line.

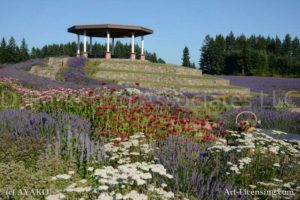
left=221, top=107, right=300, bottom=134
left=0, top=135, right=46, bottom=168
left=0, top=81, right=23, bottom=110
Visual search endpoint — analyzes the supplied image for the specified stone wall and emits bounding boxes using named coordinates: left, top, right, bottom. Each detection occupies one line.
left=92, top=59, right=203, bottom=76
left=93, top=71, right=229, bottom=86
left=29, top=57, right=69, bottom=80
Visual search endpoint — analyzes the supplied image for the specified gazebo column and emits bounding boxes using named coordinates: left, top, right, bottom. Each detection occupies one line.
left=130, top=33, right=136, bottom=60
left=111, top=38, right=115, bottom=56
left=77, top=34, right=80, bottom=57
left=105, top=31, right=111, bottom=59
left=141, top=36, right=145, bottom=61
left=89, top=37, right=93, bottom=56
left=83, top=31, right=88, bottom=58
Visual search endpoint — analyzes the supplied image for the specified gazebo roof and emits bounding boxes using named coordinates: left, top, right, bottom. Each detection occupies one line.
left=68, top=24, right=153, bottom=38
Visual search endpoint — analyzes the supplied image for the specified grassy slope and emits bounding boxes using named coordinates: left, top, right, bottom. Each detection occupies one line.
left=85, top=59, right=249, bottom=93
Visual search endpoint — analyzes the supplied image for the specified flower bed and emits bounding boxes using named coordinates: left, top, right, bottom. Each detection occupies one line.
left=0, top=78, right=299, bottom=199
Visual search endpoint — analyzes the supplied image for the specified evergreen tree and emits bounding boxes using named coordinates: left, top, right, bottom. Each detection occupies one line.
left=282, top=34, right=292, bottom=56
left=200, top=35, right=213, bottom=72
left=182, top=46, right=191, bottom=67
left=236, top=34, right=249, bottom=75
left=274, top=36, right=282, bottom=55
left=225, top=31, right=236, bottom=51
left=7, top=37, right=19, bottom=63
left=157, top=58, right=166, bottom=64
left=31, top=47, right=37, bottom=59
left=200, top=32, right=300, bottom=77
left=292, top=37, right=300, bottom=57
left=191, top=62, right=196, bottom=69
left=0, top=37, right=7, bottom=63
left=20, top=38, right=29, bottom=61
left=211, top=35, right=226, bottom=73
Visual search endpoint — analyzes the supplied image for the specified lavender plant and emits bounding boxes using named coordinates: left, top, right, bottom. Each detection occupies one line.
left=219, top=75, right=300, bottom=95
left=0, top=108, right=90, bottom=138
left=154, top=136, right=248, bottom=200
left=61, top=57, right=101, bottom=87
left=0, top=109, right=106, bottom=176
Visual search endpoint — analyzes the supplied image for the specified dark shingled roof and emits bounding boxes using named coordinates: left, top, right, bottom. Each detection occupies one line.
left=68, top=24, right=153, bottom=38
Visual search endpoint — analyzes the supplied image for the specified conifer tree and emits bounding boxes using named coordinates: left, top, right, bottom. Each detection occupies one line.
left=182, top=46, right=191, bottom=67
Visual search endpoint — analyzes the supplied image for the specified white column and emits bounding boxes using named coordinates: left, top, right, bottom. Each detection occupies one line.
left=131, top=33, right=135, bottom=53
left=89, top=37, right=93, bottom=54
left=83, top=31, right=87, bottom=53
left=141, top=36, right=144, bottom=55
left=112, top=38, right=115, bottom=55
left=77, top=34, right=80, bottom=55
left=107, top=31, right=110, bottom=52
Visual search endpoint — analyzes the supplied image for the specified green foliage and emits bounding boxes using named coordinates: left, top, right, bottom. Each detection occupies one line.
left=85, top=60, right=101, bottom=76
left=200, top=33, right=300, bottom=76
left=0, top=157, right=76, bottom=200
left=0, top=83, right=23, bottom=110
left=0, top=135, right=46, bottom=168
left=181, top=46, right=192, bottom=67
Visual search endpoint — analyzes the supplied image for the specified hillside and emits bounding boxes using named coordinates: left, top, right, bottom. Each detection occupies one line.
left=4, top=57, right=249, bottom=94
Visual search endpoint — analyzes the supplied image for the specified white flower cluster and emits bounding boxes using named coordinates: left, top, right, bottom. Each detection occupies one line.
left=148, top=185, right=175, bottom=199
left=46, top=193, right=65, bottom=200
left=46, top=132, right=177, bottom=200
left=227, top=157, right=252, bottom=174
left=94, top=162, right=173, bottom=187
left=51, top=173, right=72, bottom=181
left=208, top=130, right=300, bottom=157
left=98, top=190, right=147, bottom=200
left=104, top=132, right=152, bottom=164
left=116, top=88, right=142, bottom=96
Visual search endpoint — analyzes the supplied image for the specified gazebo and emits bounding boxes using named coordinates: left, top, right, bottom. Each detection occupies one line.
left=67, top=24, right=153, bottom=60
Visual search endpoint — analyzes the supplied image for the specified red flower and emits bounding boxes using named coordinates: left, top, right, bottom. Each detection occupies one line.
left=201, top=133, right=216, bottom=143
left=113, top=140, right=121, bottom=146
left=155, top=100, right=163, bottom=105
left=204, top=114, right=211, bottom=119
left=96, top=111, right=105, bottom=116
left=172, top=131, right=180, bottom=136
left=133, top=95, right=140, bottom=101
left=182, top=138, right=190, bottom=143
left=119, top=133, right=128, bottom=140
left=219, top=121, right=225, bottom=126
left=182, top=124, right=190, bottom=131
left=165, top=121, right=174, bottom=127
left=156, top=133, right=166, bottom=139
left=109, top=87, right=118, bottom=93
left=131, top=115, right=139, bottom=121
left=99, top=131, right=108, bottom=137
left=88, top=90, right=95, bottom=96
left=100, top=81, right=107, bottom=86
left=211, top=122, right=218, bottom=129
left=143, top=112, right=151, bottom=117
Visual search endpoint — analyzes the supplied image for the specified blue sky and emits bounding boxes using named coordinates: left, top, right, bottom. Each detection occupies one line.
left=0, top=0, right=299, bottom=65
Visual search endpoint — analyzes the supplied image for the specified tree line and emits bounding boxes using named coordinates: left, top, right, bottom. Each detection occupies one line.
left=0, top=36, right=165, bottom=64
left=199, top=32, right=300, bottom=76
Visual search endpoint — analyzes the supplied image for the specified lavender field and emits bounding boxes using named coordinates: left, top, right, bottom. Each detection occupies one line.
left=219, top=75, right=300, bottom=95
left=0, top=58, right=300, bottom=200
